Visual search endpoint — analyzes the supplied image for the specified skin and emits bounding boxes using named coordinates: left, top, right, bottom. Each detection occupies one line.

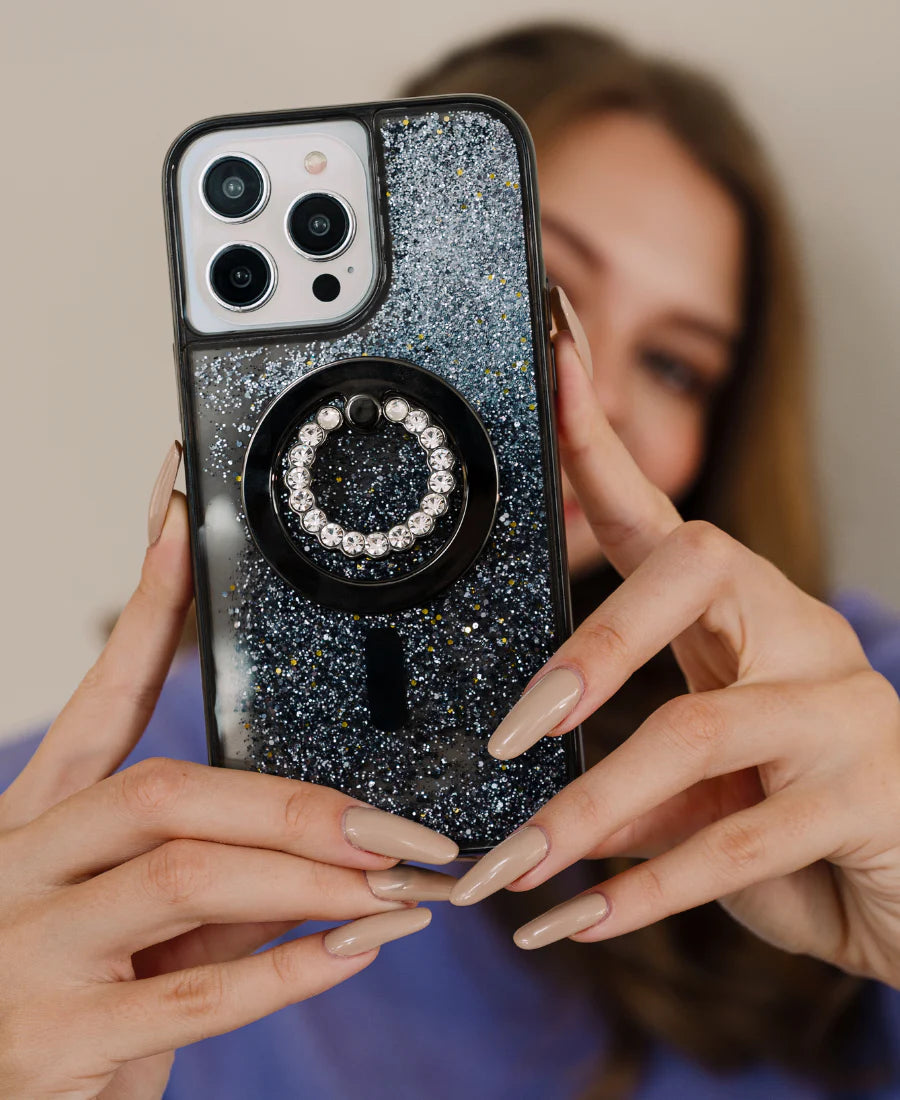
left=0, top=498, right=451, bottom=1098
left=4, top=111, right=899, bottom=1097
left=539, top=113, right=742, bottom=576
left=468, top=117, right=900, bottom=987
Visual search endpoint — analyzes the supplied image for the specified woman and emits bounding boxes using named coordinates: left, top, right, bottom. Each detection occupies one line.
left=2, top=23, right=899, bottom=1100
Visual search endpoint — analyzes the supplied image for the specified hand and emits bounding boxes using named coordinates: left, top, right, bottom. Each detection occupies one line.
left=0, top=448, right=456, bottom=1100
left=450, top=292, right=900, bottom=991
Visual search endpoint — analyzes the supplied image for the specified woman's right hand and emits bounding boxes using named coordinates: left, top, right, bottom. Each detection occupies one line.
left=0, top=453, right=457, bottom=1100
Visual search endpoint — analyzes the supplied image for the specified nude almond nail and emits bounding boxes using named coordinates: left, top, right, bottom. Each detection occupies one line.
left=147, top=441, right=183, bottom=546
left=449, top=825, right=548, bottom=907
left=549, top=285, right=593, bottom=378
left=487, top=667, right=583, bottom=760
left=366, top=866, right=456, bottom=902
left=514, top=892, right=610, bottom=950
left=324, top=906, right=432, bottom=957
left=343, top=806, right=459, bottom=865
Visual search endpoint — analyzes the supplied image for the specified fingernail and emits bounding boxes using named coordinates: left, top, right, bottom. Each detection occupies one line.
left=549, top=285, right=593, bottom=378
left=324, top=907, right=432, bottom=957
left=366, top=866, right=456, bottom=902
left=514, top=892, right=610, bottom=950
left=147, top=441, right=183, bottom=546
left=343, top=806, right=459, bottom=865
left=449, top=825, right=548, bottom=907
left=487, top=667, right=583, bottom=760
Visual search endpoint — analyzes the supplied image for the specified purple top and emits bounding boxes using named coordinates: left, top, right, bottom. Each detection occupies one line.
left=3, top=590, right=900, bottom=1098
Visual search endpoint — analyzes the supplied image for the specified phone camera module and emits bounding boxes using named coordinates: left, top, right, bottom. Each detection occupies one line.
left=287, top=192, right=355, bottom=259
left=202, top=156, right=267, bottom=221
left=208, top=244, right=276, bottom=311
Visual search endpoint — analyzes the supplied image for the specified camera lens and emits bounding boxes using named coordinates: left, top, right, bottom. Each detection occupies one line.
left=309, top=213, right=330, bottom=237
left=287, top=193, right=354, bottom=258
left=202, top=156, right=266, bottom=220
left=208, top=244, right=274, bottom=310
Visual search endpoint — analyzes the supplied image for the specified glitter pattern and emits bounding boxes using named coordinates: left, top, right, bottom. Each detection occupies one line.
left=185, top=107, right=570, bottom=848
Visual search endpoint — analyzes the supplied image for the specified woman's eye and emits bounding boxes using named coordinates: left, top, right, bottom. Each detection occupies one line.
left=640, top=348, right=709, bottom=398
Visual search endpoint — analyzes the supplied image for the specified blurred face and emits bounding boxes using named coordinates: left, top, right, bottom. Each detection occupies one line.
left=538, top=112, right=744, bottom=578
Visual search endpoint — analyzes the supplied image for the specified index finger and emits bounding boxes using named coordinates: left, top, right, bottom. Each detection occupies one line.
left=551, top=292, right=681, bottom=576
left=3, top=464, right=192, bottom=826
left=11, top=757, right=458, bottom=889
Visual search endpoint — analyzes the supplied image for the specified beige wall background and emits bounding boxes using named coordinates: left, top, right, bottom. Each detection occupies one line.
left=2, top=0, right=898, bottom=744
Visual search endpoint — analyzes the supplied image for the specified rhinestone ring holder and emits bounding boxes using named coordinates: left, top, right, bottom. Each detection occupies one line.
left=283, top=394, right=459, bottom=560
left=242, top=356, right=498, bottom=614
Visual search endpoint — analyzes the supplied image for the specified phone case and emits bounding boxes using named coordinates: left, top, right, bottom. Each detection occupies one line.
left=164, top=95, right=582, bottom=853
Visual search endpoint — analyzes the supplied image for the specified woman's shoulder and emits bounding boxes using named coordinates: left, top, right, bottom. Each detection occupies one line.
left=832, top=590, right=900, bottom=694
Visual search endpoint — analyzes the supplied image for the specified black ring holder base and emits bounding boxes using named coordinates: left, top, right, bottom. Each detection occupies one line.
left=242, top=357, right=499, bottom=614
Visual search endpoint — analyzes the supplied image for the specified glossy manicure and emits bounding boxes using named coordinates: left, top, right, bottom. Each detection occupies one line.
left=366, top=865, right=456, bottom=902
left=324, top=907, right=432, bottom=957
left=549, top=284, right=593, bottom=378
left=343, top=806, right=459, bottom=865
left=488, top=667, right=583, bottom=760
left=450, top=826, right=548, bottom=906
left=147, top=441, right=183, bottom=546
left=514, top=892, right=610, bottom=950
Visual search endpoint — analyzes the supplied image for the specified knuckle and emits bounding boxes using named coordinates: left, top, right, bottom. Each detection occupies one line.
left=143, top=839, right=211, bottom=906
left=579, top=615, right=631, bottom=666
left=818, top=603, right=865, bottom=650
left=307, top=859, right=341, bottom=907
left=269, top=941, right=303, bottom=988
left=282, top=786, right=311, bottom=838
left=80, top=653, right=164, bottom=724
left=636, top=862, right=667, bottom=911
left=850, top=668, right=900, bottom=728
left=673, top=520, right=735, bottom=578
left=657, top=693, right=727, bottom=764
left=163, top=964, right=225, bottom=1020
left=707, top=817, right=765, bottom=879
left=118, top=757, right=188, bottom=820
left=557, top=778, right=608, bottom=837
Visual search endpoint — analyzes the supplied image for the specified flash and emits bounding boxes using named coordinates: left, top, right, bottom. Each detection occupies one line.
left=304, top=150, right=327, bottom=175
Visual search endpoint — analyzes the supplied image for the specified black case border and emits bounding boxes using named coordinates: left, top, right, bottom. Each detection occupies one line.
left=163, top=95, right=584, bottom=852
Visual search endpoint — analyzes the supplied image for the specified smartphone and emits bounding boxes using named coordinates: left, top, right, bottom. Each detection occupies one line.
left=163, top=95, right=582, bottom=854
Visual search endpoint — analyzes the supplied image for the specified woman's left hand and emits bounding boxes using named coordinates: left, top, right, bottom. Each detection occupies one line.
left=450, top=300, right=900, bottom=990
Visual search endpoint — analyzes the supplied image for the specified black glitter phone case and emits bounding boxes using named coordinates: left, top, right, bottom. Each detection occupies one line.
left=164, top=96, right=583, bottom=854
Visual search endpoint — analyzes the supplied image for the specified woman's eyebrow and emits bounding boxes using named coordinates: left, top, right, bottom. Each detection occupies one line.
left=663, top=313, right=738, bottom=350
left=542, top=212, right=738, bottom=350
left=542, top=213, right=604, bottom=271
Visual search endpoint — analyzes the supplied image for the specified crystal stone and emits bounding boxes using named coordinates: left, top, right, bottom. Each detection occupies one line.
left=383, top=397, right=409, bottom=422
left=286, top=466, right=311, bottom=490
left=408, top=511, right=435, bottom=536
left=365, top=532, right=389, bottom=558
left=301, top=508, right=326, bottom=533
left=428, top=448, right=455, bottom=471
left=316, top=406, right=342, bottom=431
left=288, top=444, right=316, bottom=466
left=403, top=408, right=430, bottom=433
left=319, top=522, right=344, bottom=547
left=342, top=531, right=366, bottom=557
left=298, top=422, right=326, bottom=446
left=422, top=493, right=448, bottom=516
left=419, top=426, right=445, bottom=450
left=388, top=523, right=414, bottom=549
left=289, top=489, right=315, bottom=514
left=428, top=471, right=455, bottom=494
